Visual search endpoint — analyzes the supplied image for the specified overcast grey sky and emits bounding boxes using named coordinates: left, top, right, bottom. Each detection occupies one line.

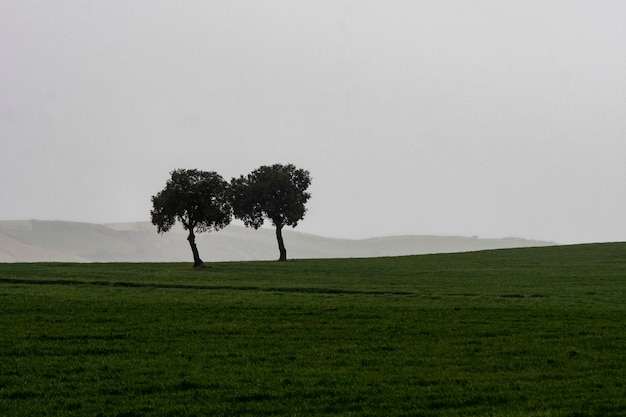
left=2, top=1, right=625, bottom=244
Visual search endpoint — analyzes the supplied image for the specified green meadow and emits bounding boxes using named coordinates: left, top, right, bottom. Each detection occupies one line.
left=1, top=243, right=625, bottom=416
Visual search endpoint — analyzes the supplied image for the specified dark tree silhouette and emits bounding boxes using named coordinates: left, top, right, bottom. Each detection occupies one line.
left=230, top=163, right=311, bottom=261
left=151, top=169, right=232, bottom=267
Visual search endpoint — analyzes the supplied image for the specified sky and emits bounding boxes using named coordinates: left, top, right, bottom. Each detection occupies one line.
left=1, top=1, right=625, bottom=244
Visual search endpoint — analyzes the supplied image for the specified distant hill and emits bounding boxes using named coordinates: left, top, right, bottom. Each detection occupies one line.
left=0, top=220, right=555, bottom=263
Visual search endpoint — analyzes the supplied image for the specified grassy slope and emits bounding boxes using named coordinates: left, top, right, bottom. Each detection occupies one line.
left=1, top=243, right=625, bottom=416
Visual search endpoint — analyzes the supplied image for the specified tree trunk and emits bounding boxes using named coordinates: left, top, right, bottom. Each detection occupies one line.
left=187, top=229, right=204, bottom=268
left=275, top=224, right=287, bottom=262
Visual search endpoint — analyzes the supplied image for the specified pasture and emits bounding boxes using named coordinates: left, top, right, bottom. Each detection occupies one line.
left=1, top=243, right=625, bottom=416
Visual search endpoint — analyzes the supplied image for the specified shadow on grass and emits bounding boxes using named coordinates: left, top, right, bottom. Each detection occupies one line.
left=0, top=277, right=414, bottom=296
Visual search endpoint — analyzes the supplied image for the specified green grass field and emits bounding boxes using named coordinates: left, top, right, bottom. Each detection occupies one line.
left=1, top=243, right=625, bottom=416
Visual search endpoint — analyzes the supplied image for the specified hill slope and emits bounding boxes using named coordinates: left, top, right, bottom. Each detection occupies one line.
left=0, top=220, right=555, bottom=263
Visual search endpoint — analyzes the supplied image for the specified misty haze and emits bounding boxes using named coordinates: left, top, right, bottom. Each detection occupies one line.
left=0, top=220, right=554, bottom=263
left=1, top=1, right=625, bottom=246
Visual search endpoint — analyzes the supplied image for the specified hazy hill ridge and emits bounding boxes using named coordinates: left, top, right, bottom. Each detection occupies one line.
left=0, top=220, right=555, bottom=263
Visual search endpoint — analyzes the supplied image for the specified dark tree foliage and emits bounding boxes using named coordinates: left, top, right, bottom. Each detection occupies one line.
left=231, top=163, right=311, bottom=261
left=151, top=169, right=232, bottom=267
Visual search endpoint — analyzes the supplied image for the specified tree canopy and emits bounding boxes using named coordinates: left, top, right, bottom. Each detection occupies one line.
left=150, top=169, right=232, bottom=267
left=230, top=163, right=311, bottom=261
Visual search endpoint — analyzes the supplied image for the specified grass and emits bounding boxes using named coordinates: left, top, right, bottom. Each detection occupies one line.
left=1, top=243, right=625, bottom=416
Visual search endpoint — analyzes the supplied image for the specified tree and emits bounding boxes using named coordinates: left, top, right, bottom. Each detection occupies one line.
left=230, top=163, right=311, bottom=261
left=151, top=169, right=232, bottom=267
